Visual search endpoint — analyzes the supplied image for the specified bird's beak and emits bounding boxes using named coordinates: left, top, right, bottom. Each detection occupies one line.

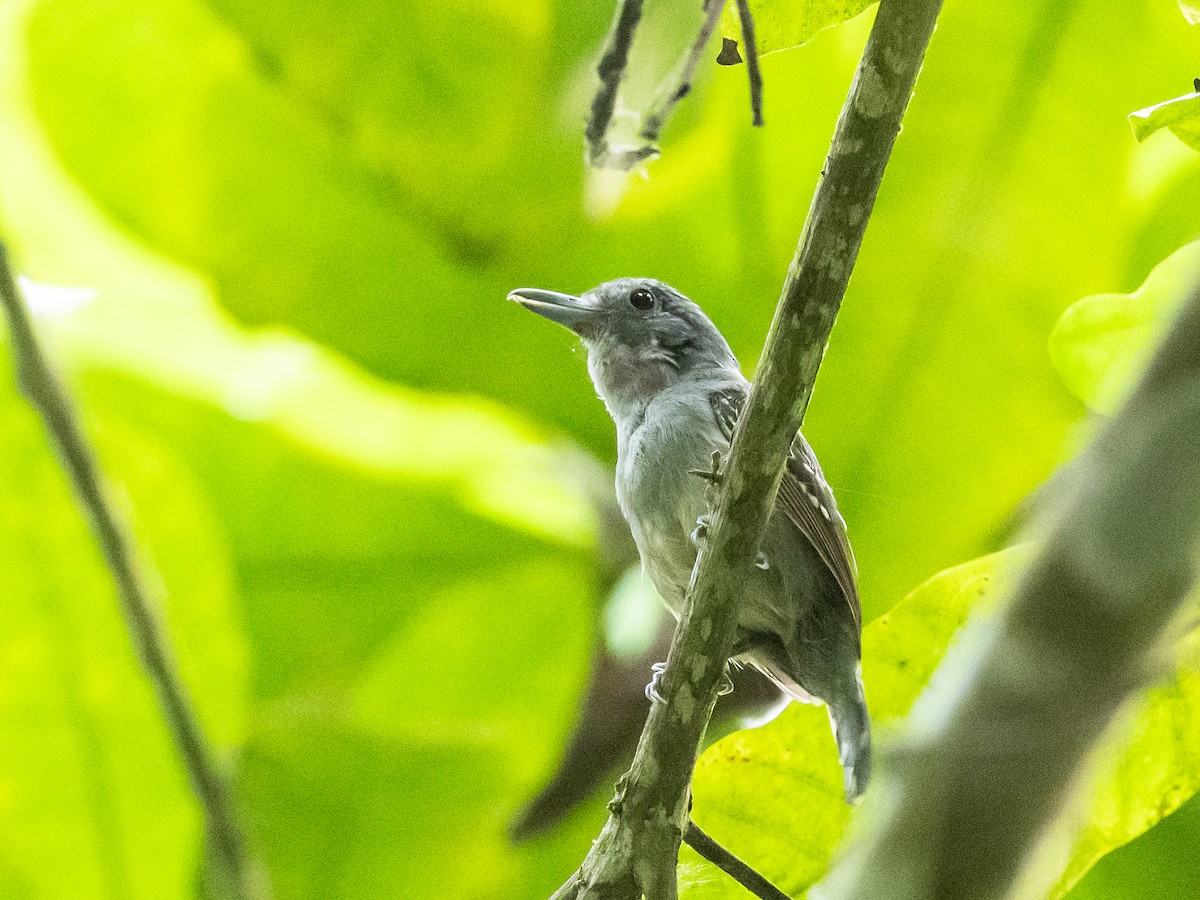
left=508, top=288, right=597, bottom=335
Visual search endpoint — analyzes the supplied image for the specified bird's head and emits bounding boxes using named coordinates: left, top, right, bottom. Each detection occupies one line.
left=509, top=278, right=739, bottom=421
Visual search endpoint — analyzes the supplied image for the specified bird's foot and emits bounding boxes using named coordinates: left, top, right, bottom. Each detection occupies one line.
left=717, top=666, right=734, bottom=697
left=647, top=661, right=734, bottom=702
left=754, top=551, right=769, bottom=570
left=688, top=450, right=724, bottom=485
left=690, top=515, right=711, bottom=548
left=645, top=661, right=669, bottom=704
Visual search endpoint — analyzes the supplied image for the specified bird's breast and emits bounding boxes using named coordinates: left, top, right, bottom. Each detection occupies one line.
left=614, top=392, right=730, bottom=615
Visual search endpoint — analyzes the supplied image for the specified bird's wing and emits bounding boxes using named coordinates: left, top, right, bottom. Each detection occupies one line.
left=709, top=385, right=861, bottom=629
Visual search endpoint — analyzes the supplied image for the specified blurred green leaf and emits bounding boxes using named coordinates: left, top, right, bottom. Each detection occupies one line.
left=46, top=279, right=600, bottom=898
left=1048, top=241, right=1200, bottom=414
left=2, top=7, right=601, bottom=893
left=29, top=0, right=1200, bottom=626
left=0, top=352, right=246, bottom=898
left=1129, top=90, right=1200, bottom=151
left=68, top=334, right=600, bottom=898
left=6, top=254, right=602, bottom=900
left=7, top=0, right=1200, bottom=894
left=239, top=559, right=597, bottom=900
left=23, top=0, right=622, bottom=452
left=720, top=0, right=876, bottom=55
left=1065, top=792, right=1200, bottom=900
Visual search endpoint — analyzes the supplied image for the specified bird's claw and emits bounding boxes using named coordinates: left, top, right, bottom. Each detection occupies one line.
left=647, top=661, right=733, bottom=702
left=690, top=514, right=711, bottom=548
left=688, top=450, right=725, bottom=484
left=755, top=551, right=769, bottom=570
left=645, top=661, right=669, bottom=704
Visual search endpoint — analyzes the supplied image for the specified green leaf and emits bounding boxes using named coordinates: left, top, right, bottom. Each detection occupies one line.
left=22, top=0, right=621, bottom=453
left=239, top=560, right=597, bottom=900
left=720, top=0, right=877, bottom=56
left=686, top=551, right=1200, bottom=899
left=1048, top=241, right=1200, bottom=413
left=0, top=355, right=247, bottom=898
left=1129, top=90, right=1200, bottom=152
left=11, top=0, right=1200, bottom=891
left=6, top=277, right=601, bottom=900
left=24, top=0, right=1200, bottom=627
left=2, top=5, right=604, bottom=891
left=65, top=354, right=598, bottom=899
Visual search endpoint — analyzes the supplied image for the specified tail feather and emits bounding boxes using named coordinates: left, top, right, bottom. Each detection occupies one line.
left=741, top=639, right=871, bottom=800
left=829, top=686, right=871, bottom=804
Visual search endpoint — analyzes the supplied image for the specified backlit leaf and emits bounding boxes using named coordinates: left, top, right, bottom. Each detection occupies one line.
left=1048, top=241, right=1200, bottom=414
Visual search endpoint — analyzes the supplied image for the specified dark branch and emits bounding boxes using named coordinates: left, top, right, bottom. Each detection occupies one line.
left=820, top=277, right=1200, bottom=900
left=586, top=0, right=647, bottom=168
left=0, top=243, right=266, bottom=900
left=684, top=821, right=791, bottom=900
left=549, top=0, right=944, bottom=895
left=735, top=0, right=764, bottom=126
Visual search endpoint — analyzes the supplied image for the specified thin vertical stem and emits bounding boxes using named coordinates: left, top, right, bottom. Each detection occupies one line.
left=735, top=0, right=764, bottom=126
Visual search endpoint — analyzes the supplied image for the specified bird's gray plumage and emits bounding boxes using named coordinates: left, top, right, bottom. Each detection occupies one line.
left=509, top=277, right=871, bottom=802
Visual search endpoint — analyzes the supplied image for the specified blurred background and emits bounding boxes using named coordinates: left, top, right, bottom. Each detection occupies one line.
left=1, top=0, right=1199, bottom=897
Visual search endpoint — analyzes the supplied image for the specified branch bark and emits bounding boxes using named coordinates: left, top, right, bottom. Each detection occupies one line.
left=551, top=0, right=944, bottom=896
left=818, top=276, right=1200, bottom=900
left=586, top=0, right=652, bottom=169
left=0, top=243, right=266, bottom=900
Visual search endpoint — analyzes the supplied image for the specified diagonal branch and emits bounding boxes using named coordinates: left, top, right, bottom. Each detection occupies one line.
left=641, top=0, right=728, bottom=143
left=684, top=821, right=790, bottom=900
left=0, top=243, right=266, bottom=900
left=818, top=276, right=1200, bottom=900
left=549, top=0, right=944, bottom=896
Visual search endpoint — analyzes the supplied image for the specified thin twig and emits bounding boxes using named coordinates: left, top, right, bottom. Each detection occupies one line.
left=820, top=277, right=1200, bottom=900
left=0, top=243, right=264, bottom=900
left=641, top=0, right=728, bottom=143
left=549, top=0, right=944, bottom=896
left=684, top=821, right=791, bottom=900
left=735, top=0, right=764, bottom=126
left=586, top=0, right=647, bottom=169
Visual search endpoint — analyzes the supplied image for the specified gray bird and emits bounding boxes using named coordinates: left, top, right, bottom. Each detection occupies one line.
left=509, top=277, right=870, bottom=802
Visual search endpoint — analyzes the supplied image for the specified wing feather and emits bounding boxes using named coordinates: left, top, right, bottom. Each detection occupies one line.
left=709, top=386, right=862, bottom=628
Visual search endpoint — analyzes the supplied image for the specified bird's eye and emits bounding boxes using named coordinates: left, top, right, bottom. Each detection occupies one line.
left=629, top=288, right=655, bottom=311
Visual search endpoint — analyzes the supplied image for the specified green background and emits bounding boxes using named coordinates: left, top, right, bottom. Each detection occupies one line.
left=1, top=0, right=1199, bottom=896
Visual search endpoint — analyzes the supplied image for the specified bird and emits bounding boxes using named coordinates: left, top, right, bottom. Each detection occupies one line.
left=509, top=277, right=870, bottom=803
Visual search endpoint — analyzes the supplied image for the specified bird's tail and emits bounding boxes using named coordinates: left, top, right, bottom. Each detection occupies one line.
left=828, top=679, right=871, bottom=804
